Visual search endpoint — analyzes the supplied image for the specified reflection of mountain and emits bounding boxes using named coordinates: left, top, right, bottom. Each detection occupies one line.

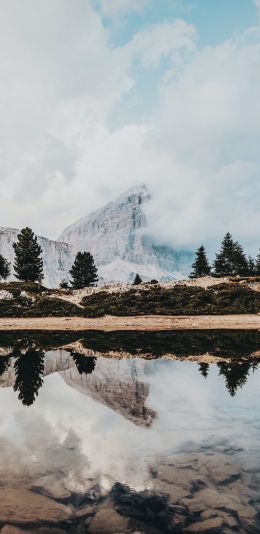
left=60, top=358, right=156, bottom=427
left=0, top=349, right=155, bottom=426
left=0, top=350, right=74, bottom=388
left=0, top=328, right=260, bottom=412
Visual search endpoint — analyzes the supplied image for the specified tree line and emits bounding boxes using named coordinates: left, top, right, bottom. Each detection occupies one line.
left=0, top=227, right=98, bottom=289
left=0, top=227, right=259, bottom=286
left=190, top=232, right=260, bottom=278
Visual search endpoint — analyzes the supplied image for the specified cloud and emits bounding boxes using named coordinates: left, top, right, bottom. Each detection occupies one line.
left=0, top=0, right=195, bottom=239
left=0, top=0, right=259, bottom=254
left=96, top=0, right=148, bottom=18
left=126, top=19, right=196, bottom=68
left=145, top=37, right=260, bottom=252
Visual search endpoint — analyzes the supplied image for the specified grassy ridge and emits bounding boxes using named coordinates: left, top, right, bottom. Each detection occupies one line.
left=0, top=283, right=80, bottom=317
left=81, top=284, right=260, bottom=317
left=0, top=281, right=260, bottom=317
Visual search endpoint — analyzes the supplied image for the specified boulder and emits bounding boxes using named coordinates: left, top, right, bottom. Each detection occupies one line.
left=0, top=489, right=72, bottom=525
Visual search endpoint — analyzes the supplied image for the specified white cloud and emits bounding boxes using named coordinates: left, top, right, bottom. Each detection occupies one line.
left=126, top=19, right=197, bottom=68
left=0, top=0, right=259, bottom=254
left=97, top=0, right=148, bottom=18
left=145, top=38, right=260, bottom=252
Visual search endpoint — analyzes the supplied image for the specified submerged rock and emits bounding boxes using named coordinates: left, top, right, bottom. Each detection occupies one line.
left=0, top=489, right=72, bottom=525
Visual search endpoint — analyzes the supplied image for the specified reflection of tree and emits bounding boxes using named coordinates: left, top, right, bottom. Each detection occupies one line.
left=13, top=347, right=45, bottom=406
left=198, top=362, right=209, bottom=379
left=196, top=360, right=260, bottom=396
left=71, top=352, right=96, bottom=375
left=217, top=362, right=252, bottom=397
left=0, top=356, right=12, bottom=376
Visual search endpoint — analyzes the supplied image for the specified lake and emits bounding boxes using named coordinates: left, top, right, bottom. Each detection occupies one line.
left=0, top=330, right=259, bottom=533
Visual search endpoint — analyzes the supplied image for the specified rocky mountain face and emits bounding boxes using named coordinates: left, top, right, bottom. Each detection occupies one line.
left=59, top=185, right=192, bottom=283
left=0, top=227, right=73, bottom=288
left=0, top=185, right=192, bottom=287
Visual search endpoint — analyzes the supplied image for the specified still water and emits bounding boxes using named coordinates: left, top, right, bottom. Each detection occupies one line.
left=0, top=330, right=260, bottom=533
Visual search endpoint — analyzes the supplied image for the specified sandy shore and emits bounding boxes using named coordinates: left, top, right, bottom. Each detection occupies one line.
left=0, top=314, right=259, bottom=331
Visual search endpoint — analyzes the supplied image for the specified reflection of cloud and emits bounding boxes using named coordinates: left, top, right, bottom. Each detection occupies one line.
left=0, top=412, right=89, bottom=494
left=0, top=358, right=259, bottom=497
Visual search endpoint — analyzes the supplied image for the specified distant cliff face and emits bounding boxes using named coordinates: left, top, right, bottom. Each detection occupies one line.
left=59, top=185, right=152, bottom=265
left=0, top=227, right=73, bottom=288
left=0, top=186, right=192, bottom=286
left=59, top=185, right=192, bottom=283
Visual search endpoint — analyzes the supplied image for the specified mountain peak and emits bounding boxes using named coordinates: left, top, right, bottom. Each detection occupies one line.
left=58, top=184, right=191, bottom=283
left=0, top=185, right=191, bottom=286
left=59, top=184, right=150, bottom=240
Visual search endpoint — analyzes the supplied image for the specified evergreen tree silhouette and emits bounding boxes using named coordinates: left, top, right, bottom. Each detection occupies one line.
left=255, top=250, right=260, bottom=275
left=217, top=362, right=251, bottom=397
left=214, top=233, right=249, bottom=277
left=198, top=362, right=210, bottom=379
left=13, top=227, right=44, bottom=282
left=248, top=256, right=255, bottom=276
left=133, top=273, right=142, bottom=285
left=190, top=246, right=211, bottom=278
left=0, top=255, right=10, bottom=280
left=71, top=352, right=96, bottom=375
left=13, top=346, right=45, bottom=406
left=70, top=251, right=98, bottom=289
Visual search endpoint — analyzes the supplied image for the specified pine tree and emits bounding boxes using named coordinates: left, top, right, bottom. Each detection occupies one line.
left=60, top=279, right=69, bottom=289
left=213, top=233, right=249, bottom=277
left=0, top=255, right=10, bottom=280
left=13, top=227, right=44, bottom=282
left=248, top=256, right=255, bottom=276
left=255, top=250, right=260, bottom=275
left=133, top=273, right=142, bottom=285
left=190, top=245, right=211, bottom=278
left=70, top=251, right=98, bottom=289
left=234, top=243, right=250, bottom=276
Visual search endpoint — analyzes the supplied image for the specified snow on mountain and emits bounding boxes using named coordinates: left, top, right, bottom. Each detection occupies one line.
left=0, top=227, right=73, bottom=288
left=0, top=185, right=192, bottom=287
left=59, top=185, right=192, bottom=283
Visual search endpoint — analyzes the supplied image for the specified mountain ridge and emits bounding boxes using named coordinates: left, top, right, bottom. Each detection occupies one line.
left=0, top=185, right=192, bottom=286
left=59, top=184, right=192, bottom=283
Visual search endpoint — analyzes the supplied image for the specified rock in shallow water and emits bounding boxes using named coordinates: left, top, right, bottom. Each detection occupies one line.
left=0, top=489, right=72, bottom=524
left=87, top=501, right=129, bottom=534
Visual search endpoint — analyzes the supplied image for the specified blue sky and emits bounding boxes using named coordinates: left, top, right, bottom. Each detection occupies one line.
left=100, top=0, right=257, bottom=47
left=0, top=0, right=260, bottom=253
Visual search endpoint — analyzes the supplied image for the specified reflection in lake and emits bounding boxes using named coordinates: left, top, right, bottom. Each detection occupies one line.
left=0, top=331, right=260, bottom=405
left=0, top=330, right=259, bottom=532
